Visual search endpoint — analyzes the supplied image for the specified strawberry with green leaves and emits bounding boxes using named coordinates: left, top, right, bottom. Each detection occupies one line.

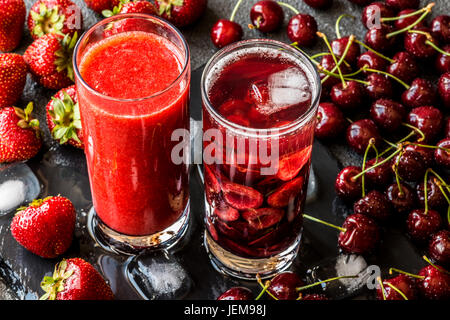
left=40, top=258, right=114, bottom=300
left=24, top=32, right=77, bottom=90
left=28, top=0, right=83, bottom=40
left=0, top=103, right=41, bottom=163
left=0, top=53, right=28, bottom=108
left=84, top=0, right=120, bottom=14
left=46, top=85, right=83, bottom=149
left=102, top=0, right=156, bottom=17
left=11, top=196, right=76, bottom=258
left=0, top=0, right=26, bottom=52
left=155, top=0, right=207, bottom=28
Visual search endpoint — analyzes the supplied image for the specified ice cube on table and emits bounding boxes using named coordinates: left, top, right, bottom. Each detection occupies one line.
left=306, top=254, right=370, bottom=299
left=126, top=251, right=192, bottom=300
left=0, top=163, right=41, bottom=216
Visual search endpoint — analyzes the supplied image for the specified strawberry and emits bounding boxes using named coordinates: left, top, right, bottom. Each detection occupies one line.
left=28, top=0, right=83, bottom=40
left=24, top=32, right=77, bottom=90
left=155, top=0, right=207, bottom=28
left=0, top=53, right=28, bottom=108
left=46, top=85, right=83, bottom=149
left=40, top=258, right=114, bottom=300
left=0, top=0, right=26, bottom=52
left=84, top=0, right=120, bottom=14
left=0, top=103, right=41, bottom=163
left=11, top=196, right=75, bottom=258
left=102, top=0, right=156, bottom=16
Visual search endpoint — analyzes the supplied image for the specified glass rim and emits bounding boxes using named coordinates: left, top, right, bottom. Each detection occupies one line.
left=201, top=39, right=321, bottom=137
left=73, top=13, right=190, bottom=103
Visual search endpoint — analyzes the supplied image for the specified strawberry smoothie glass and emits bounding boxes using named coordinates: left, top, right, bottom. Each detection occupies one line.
left=73, top=14, right=190, bottom=254
left=202, top=39, right=320, bottom=279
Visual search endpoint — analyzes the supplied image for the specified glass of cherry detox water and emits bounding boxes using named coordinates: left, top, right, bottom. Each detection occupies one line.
left=73, top=14, right=190, bottom=254
left=202, top=39, right=320, bottom=279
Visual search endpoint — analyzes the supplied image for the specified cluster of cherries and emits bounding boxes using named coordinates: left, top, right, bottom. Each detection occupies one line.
left=214, top=0, right=450, bottom=300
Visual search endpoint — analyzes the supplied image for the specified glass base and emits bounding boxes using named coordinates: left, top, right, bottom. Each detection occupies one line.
left=87, top=201, right=190, bottom=255
left=204, top=230, right=301, bottom=280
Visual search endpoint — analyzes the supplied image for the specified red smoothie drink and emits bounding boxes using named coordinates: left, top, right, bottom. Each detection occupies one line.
left=75, top=16, right=190, bottom=241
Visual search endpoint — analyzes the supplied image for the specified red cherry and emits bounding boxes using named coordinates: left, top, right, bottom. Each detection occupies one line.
left=364, top=24, right=397, bottom=52
left=217, top=287, right=253, bottom=300
left=404, top=28, right=438, bottom=59
left=365, top=157, right=393, bottom=187
left=338, top=213, right=380, bottom=254
left=377, top=274, right=418, bottom=300
left=385, top=0, right=419, bottom=11
left=438, top=71, right=450, bottom=108
left=435, top=138, right=450, bottom=168
left=335, top=166, right=363, bottom=201
left=406, top=209, right=442, bottom=242
left=364, top=73, right=394, bottom=100
left=287, top=14, right=318, bottom=47
left=401, top=78, right=437, bottom=109
left=435, top=45, right=450, bottom=73
left=431, top=15, right=450, bottom=44
left=319, top=54, right=352, bottom=89
left=385, top=182, right=417, bottom=214
left=315, top=102, right=346, bottom=140
left=446, top=118, right=450, bottom=138
left=362, top=2, right=395, bottom=29
left=417, top=265, right=450, bottom=300
left=331, top=36, right=361, bottom=65
left=354, top=190, right=393, bottom=221
left=370, top=98, right=406, bottom=132
left=268, top=272, right=303, bottom=300
left=357, top=51, right=388, bottom=75
left=428, top=230, right=450, bottom=265
left=407, top=106, right=443, bottom=142
left=250, top=0, right=284, bottom=33
left=330, top=81, right=365, bottom=111
left=211, top=19, right=243, bottom=49
left=394, top=144, right=434, bottom=182
left=388, top=51, right=420, bottom=84
left=416, top=178, right=447, bottom=211
left=346, top=119, right=381, bottom=154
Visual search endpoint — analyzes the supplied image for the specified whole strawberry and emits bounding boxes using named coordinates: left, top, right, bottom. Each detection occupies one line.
left=28, top=0, right=83, bottom=40
left=0, top=0, right=26, bottom=52
left=102, top=0, right=156, bottom=17
left=0, top=53, right=28, bottom=108
left=0, top=103, right=41, bottom=163
left=24, top=32, right=77, bottom=90
left=155, top=0, right=207, bottom=28
left=46, top=85, right=83, bottom=149
left=40, top=258, right=114, bottom=300
left=84, top=0, right=120, bottom=14
left=11, top=196, right=76, bottom=258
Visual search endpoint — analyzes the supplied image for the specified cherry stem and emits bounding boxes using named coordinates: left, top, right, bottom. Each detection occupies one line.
left=277, top=1, right=299, bottom=15
left=386, top=283, right=409, bottom=300
left=378, top=131, right=415, bottom=157
left=409, top=143, right=450, bottom=152
left=423, top=168, right=431, bottom=214
left=392, top=153, right=404, bottom=196
left=295, top=275, right=358, bottom=292
left=311, top=52, right=352, bottom=68
left=426, top=168, right=450, bottom=195
left=362, top=67, right=410, bottom=89
left=377, top=277, right=387, bottom=301
left=381, top=4, right=430, bottom=22
left=354, top=39, right=395, bottom=63
left=303, top=213, right=346, bottom=232
left=230, top=0, right=245, bottom=22
left=317, top=32, right=347, bottom=88
left=352, top=147, right=401, bottom=180
left=361, top=138, right=376, bottom=197
left=425, top=39, right=450, bottom=57
left=401, top=123, right=425, bottom=142
left=389, top=268, right=425, bottom=280
left=386, top=4, right=434, bottom=38
left=335, top=14, right=354, bottom=39
left=423, top=256, right=450, bottom=275
left=256, top=274, right=279, bottom=300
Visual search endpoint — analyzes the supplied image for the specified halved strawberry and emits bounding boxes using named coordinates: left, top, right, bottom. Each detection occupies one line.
left=242, top=207, right=284, bottom=230
left=222, top=181, right=263, bottom=210
left=276, top=145, right=312, bottom=181
left=267, top=176, right=304, bottom=208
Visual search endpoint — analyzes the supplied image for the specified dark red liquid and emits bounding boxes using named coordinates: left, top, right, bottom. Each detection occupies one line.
left=203, top=51, right=316, bottom=258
